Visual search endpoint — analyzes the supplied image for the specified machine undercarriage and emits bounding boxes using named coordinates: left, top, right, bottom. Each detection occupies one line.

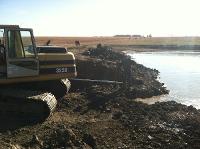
left=0, top=79, right=70, bottom=123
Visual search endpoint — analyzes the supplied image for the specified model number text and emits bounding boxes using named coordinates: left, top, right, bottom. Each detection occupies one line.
left=56, top=67, right=68, bottom=73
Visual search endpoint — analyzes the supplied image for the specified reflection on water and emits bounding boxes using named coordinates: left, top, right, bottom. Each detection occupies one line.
left=128, top=50, right=200, bottom=109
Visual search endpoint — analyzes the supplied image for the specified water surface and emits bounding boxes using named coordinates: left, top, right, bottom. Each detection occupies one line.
left=128, top=50, right=200, bottom=109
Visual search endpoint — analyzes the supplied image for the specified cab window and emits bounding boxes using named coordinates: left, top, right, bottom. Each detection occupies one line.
left=0, top=29, right=4, bottom=46
left=7, top=30, right=35, bottom=59
left=21, top=31, right=35, bottom=58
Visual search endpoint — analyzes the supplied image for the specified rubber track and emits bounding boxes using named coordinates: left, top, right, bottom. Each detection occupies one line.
left=0, top=88, right=57, bottom=122
left=0, top=79, right=70, bottom=122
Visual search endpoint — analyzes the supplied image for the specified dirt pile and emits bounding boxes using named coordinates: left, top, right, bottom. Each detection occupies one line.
left=74, top=86, right=200, bottom=148
left=83, top=44, right=125, bottom=61
left=1, top=84, right=199, bottom=148
left=77, top=45, right=168, bottom=98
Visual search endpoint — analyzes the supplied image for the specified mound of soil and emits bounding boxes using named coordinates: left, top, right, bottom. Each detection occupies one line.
left=78, top=45, right=168, bottom=98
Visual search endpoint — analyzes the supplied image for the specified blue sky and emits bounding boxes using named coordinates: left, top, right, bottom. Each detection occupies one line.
left=1, top=0, right=200, bottom=36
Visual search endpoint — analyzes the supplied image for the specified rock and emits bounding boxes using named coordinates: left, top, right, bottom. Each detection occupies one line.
left=105, top=108, right=111, bottom=112
left=83, top=134, right=97, bottom=149
left=148, top=135, right=153, bottom=140
left=82, top=142, right=93, bottom=149
left=31, top=134, right=43, bottom=147
left=7, top=131, right=11, bottom=135
left=112, top=111, right=123, bottom=120
left=73, top=105, right=82, bottom=112
left=8, top=143, right=22, bottom=149
left=66, top=128, right=77, bottom=142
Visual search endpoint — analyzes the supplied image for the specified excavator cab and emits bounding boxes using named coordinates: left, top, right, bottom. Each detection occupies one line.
left=0, top=26, right=39, bottom=78
left=0, top=25, right=76, bottom=84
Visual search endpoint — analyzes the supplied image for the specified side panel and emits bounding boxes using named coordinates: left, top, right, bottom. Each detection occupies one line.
left=0, top=52, right=77, bottom=84
left=38, top=52, right=77, bottom=78
left=7, top=59, right=39, bottom=78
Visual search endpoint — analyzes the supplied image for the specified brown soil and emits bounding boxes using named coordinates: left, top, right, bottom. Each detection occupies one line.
left=0, top=46, right=200, bottom=149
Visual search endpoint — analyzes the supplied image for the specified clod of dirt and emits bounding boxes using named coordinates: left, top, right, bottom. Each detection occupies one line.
left=83, top=133, right=97, bottom=148
left=31, top=135, right=43, bottom=147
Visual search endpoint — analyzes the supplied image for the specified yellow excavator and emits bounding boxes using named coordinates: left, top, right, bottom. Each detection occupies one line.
left=0, top=25, right=77, bottom=121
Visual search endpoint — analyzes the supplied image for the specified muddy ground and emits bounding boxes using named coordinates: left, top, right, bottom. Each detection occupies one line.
left=0, top=46, right=200, bottom=149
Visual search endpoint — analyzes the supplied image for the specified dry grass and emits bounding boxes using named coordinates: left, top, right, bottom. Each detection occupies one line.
left=35, top=36, right=200, bottom=48
left=35, top=36, right=200, bottom=55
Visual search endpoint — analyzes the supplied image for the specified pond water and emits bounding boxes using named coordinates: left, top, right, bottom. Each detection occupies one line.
left=128, top=50, right=200, bottom=109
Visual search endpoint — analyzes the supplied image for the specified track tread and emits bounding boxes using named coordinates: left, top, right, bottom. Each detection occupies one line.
left=0, top=88, right=57, bottom=122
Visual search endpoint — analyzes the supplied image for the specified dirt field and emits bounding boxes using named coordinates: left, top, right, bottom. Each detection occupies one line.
left=36, top=36, right=200, bottom=48
left=36, top=36, right=200, bottom=55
